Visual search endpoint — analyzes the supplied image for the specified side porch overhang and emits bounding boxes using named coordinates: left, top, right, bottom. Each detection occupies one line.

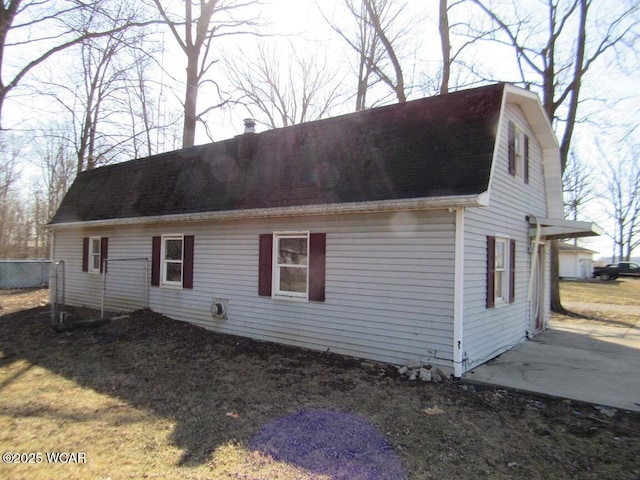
left=528, top=217, right=602, bottom=240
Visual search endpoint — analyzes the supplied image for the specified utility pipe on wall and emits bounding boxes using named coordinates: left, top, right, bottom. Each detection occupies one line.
left=527, top=214, right=542, bottom=334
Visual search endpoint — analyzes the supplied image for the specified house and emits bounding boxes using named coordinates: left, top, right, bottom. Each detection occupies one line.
left=558, top=242, right=596, bottom=279
left=48, top=83, right=600, bottom=377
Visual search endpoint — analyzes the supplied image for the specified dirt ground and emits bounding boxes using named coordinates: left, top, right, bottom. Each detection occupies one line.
left=0, top=289, right=639, bottom=479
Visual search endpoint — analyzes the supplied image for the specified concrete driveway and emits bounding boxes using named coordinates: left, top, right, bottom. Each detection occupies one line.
left=465, top=304, right=640, bottom=412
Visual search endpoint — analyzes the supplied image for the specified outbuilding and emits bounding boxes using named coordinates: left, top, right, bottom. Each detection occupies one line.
left=48, top=83, right=599, bottom=376
left=558, top=242, right=596, bottom=279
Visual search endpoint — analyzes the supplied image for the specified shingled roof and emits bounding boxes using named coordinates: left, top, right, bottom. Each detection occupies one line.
left=50, top=83, right=506, bottom=225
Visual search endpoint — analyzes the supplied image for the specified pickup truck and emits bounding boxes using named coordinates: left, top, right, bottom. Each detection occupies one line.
left=592, top=262, right=640, bottom=281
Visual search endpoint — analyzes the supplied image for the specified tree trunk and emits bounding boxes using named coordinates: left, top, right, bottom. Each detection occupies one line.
left=549, top=240, right=566, bottom=314
left=182, top=52, right=198, bottom=148
left=438, top=0, right=450, bottom=95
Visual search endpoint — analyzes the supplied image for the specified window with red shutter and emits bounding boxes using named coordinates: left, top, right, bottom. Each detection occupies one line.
left=259, top=232, right=326, bottom=302
left=151, top=235, right=194, bottom=289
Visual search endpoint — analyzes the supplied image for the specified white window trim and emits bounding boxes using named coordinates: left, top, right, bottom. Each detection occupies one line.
left=494, top=236, right=509, bottom=306
left=513, top=125, right=525, bottom=180
left=161, top=234, right=184, bottom=288
left=272, top=231, right=310, bottom=302
left=88, top=236, right=102, bottom=274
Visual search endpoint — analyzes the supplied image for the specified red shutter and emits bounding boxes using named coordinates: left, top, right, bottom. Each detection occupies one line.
left=309, top=233, right=326, bottom=302
left=151, top=236, right=161, bottom=287
left=486, top=236, right=495, bottom=309
left=509, top=239, right=516, bottom=303
left=508, top=121, right=516, bottom=176
left=258, top=234, right=273, bottom=296
left=100, top=237, right=109, bottom=273
left=523, top=135, right=530, bottom=184
left=183, top=235, right=194, bottom=289
left=82, top=237, right=89, bottom=272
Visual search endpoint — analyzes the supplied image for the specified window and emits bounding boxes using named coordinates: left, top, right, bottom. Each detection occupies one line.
left=487, top=236, right=515, bottom=308
left=162, top=235, right=184, bottom=286
left=274, top=233, right=309, bottom=298
left=89, top=237, right=101, bottom=272
left=508, top=121, right=529, bottom=184
left=494, top=238, right=507, bottom=303
left=151, top=235, right=194, bottom=289
left=82, top=236, right=108, bottom=273
left=259, top=232, right=326, bottom=301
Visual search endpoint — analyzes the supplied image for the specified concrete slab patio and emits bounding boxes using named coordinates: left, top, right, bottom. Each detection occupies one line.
left=465, top=307, right=640, bottom=412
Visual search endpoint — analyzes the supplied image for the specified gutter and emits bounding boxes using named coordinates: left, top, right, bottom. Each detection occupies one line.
left=47, top=192, right=490, bottom=229
left=452, top=207, right=465, bottom=378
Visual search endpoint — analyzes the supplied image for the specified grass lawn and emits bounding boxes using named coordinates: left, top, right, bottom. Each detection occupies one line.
left=1, top=289, right=639, bottom=479
left=560, top=278, right=640, bottom=306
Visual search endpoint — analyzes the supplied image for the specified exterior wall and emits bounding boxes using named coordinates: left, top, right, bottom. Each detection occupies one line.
left=462, top=102, right=550, bottom=372
left=559, top=252, right=593, bottom=279
left=52, top=210, right=456, bottom=368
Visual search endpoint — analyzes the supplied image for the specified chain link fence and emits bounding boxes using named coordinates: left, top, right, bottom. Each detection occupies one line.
left=0, top=259, right=50, bottom=289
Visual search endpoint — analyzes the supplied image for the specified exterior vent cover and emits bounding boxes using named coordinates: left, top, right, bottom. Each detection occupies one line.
left=211, top=298, right=229, bottom=319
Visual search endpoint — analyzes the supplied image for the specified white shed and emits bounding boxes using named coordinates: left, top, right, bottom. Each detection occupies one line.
left=558, top=243, right=596, bottom=279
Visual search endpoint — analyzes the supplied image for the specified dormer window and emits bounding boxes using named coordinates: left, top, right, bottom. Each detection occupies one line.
left=508, top=120, right=529, bottom=184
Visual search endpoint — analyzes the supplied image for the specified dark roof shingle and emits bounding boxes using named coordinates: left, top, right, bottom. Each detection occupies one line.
left=50, top=83, right=504, bottom=224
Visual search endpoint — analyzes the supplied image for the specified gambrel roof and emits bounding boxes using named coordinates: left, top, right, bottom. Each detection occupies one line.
left=51, top=83, right=508, bottom=226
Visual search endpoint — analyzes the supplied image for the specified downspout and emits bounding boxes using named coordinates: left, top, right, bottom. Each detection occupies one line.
left=527, top=214, right=542, bottom=335
left=49, top=229, right=55, bottom=310
left=452, top=207, right=465, bottom=377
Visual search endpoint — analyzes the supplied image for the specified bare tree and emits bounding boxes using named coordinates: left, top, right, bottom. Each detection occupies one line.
left=435, top=0, right=499, bottom=95
left=470, top=0, right=639, bottom=173
left=319, top=0, right=410, bottom=109
left=150, top=0, right=262, bottom=148
left=0, top=135, right=22, bottom=256
left=27, top=129, right=76, bottom=254
left=562, top=150, right=596, bottom=246
left=224, top=42, right=344, bottom=129
left=471, top=0, right=640, bottom=312
left=563, top=151, right=595, bottom=223
left=598, top=144, right=640, bottom=262
left=0, top=0, right=155, bottom=134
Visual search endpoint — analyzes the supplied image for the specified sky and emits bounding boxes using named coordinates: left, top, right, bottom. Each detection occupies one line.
left=5, top=0, right=639, bottom=260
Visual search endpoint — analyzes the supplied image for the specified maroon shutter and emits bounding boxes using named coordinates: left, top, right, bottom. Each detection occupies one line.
left=508, top=121, right=516, bottom=176
left=486, top=236, right=495, bottom=309
left=509, top=239, right=516, bottom=304
left=309, top=233, right=326, bottom=302
left=151, top=236, right=161, bottom=286
left=100, top=237, right=109, bottom=273
left=523, top=135, right=530, bottom=184
left=183, top=235, right=194, bottom=289
left=82, top=237, right=89, bottom=272
left=258, top=234, right=273, bottom=296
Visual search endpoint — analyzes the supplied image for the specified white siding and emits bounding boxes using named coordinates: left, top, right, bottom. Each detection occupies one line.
left=52, top=210, right=456, bottom=368
left=462, top=102, right=550, bottom=371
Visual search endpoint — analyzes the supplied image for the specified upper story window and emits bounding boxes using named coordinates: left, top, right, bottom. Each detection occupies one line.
left=508, top=120, right=529, bottom=184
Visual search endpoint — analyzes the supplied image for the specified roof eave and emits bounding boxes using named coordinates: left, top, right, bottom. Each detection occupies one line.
left=528, top=217, right=603, bottom=240
left=47, top=192, right=490, bottom=229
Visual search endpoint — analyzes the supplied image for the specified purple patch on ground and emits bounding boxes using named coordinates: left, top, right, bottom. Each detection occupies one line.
left=249, top=408, right=406, bottom=479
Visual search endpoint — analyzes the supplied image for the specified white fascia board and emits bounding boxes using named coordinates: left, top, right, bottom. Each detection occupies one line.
left=47, top=193, right=489, bottom=229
